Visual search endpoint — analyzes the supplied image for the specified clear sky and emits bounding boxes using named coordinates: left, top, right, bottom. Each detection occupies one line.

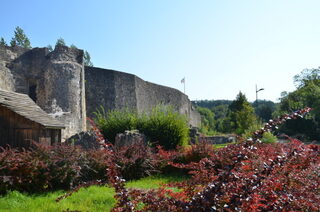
left=1, top=0, right=320, bottom=102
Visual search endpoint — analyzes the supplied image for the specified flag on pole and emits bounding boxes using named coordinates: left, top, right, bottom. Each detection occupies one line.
left=181, top=77, right=185, bottom=94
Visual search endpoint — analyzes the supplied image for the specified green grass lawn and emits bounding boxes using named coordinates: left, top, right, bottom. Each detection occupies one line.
left=0, top=174, right=187, bottom=212
left=214, top=143, right=231, bottom=149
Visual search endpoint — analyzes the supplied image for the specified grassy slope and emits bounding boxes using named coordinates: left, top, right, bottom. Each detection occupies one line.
left=0, top=174, right=187, bottom=212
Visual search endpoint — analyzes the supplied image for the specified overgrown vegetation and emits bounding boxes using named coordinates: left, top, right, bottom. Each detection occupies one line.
left=275, top=68, right=320, bottom=141
left=196, top=92, right=261, bottom=136
left=0, top=141, right=163, bottom=194
left=94, top=105, right=189, bottom=149
left=104, top=107, right=319, bottom=211
left=0, top=107, right=318, bottom=211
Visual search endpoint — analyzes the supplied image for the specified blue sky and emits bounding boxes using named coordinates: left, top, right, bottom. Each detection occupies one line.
left=1, top=0, right=320, bottom=102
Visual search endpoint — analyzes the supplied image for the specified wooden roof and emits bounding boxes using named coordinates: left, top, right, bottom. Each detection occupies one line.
left=0, top=89, right=65, bottom=129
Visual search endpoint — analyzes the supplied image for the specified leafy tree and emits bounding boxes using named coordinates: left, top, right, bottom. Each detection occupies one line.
left=293, top=68, right=320, bottom=88
left=84, top=50, right=93, bottom=67
left=211, top=104, right=229, bottom=132
left=0, top=37, right=7, bottom=46
left=10, top=26, right=31, bottom=48
left=55, top=38, right=66, bottom=46
left=252, top=100, right=276, bottom=122
left=227, top=92, right=258, bottom=135
left=276, top=68, right=320, bottom=141
left=196, top=106, right=216, bottom=135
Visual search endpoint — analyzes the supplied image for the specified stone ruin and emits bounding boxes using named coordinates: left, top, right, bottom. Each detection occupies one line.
left=0, top=44, right=201, bottom=141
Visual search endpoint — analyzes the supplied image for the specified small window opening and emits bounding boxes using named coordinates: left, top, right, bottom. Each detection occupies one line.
left=29, top=84, right=37, bottom=102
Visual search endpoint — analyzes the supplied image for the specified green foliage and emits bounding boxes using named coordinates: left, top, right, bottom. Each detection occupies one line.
left=46, top=45, right=53, bottom=52
left=227, top=92, right=258, bottom=135
left=276, top=68, right=320, bottom=141
left=293, top=68, right=320, bottom=88
left=0, top=37, right=7, bottom=46
left=261, top=132, right=277, bottom=143
left=10, top=26, right=31, bottom=48
left=252, top=100, right=276, bottom=122
left=70, top=44, right=77, bottom=49
left=241, top=122, right=263, bottom=139
left=192, top=99, right=232, bottom=108
left=139, top=106, right=189, bottom=149
left=53, top=39, right=93, bottom=67
left=94, top=106, right=189, bottom=149
left=55, top=38, right=66, bottom=46
left=84, top=50, right=93, bottom=67
left=0, top=175, right=185, bottom=212
left=94, top=107, right=138, bottom=144
left=196, top=106, right=216, bottom=135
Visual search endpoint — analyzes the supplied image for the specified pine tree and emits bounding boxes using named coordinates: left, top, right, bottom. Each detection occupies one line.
left=55, top=38, right=66, bottom=46
left=228, top=92, right=258, bottom=135
left=0, top=37, right=7, bottom=46
left=10, top=26, right=31, bottom=48
left=84, top=50, right=93, bottom=67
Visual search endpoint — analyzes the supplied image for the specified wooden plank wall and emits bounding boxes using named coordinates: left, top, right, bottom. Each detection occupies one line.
left=0, top=105, right=60, bottom=148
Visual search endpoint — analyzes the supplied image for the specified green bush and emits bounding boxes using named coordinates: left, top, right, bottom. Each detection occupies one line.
left=261, top=132, right=278, bottom=143
left=94, top=107, right=138, bottom=144
left=139, top=106, right=189, bottom=149
left=94, top=105, right=189, bottom=149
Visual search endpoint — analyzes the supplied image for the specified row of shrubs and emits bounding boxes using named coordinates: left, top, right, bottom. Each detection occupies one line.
left=0, top=139, right=224, bottom=194
left=93, top=105, right=190, bottom=149
left=0, top=142, right=159, bottom=194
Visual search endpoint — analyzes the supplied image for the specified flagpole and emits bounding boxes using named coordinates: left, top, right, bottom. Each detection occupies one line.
left=181, top=77, right=185, bottom=94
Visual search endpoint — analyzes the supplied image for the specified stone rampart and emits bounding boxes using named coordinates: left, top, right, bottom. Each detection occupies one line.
left=85, top=67, right=201, bottom=127
left=0, top=45, right=86, bottom=139
left=1, top=44, right=201, bottom=142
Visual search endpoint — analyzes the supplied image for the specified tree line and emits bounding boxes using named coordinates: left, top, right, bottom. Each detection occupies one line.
left=0, top=26, right=93, bottom=67
left=194, top=69, right=320, bottom=142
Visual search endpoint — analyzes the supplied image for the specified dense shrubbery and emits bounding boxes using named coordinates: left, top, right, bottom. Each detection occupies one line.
left=94, top=105, right=189, bottom=149
left=94, top=107, right=138, bottom=144
left=138, top=106, right=189, bottom=149
left=2, top=107, right=319, bottom=211
left=114, top=141, right=163, bottom=180
left=0, top=142, right=163, bottom=194
left=104, top=107, right=319, bottom=211
left=0, top=144, right=87, bottom=193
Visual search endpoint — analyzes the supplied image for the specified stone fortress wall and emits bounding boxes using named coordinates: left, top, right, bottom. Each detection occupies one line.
left=0, top=45, right=201, bottom=139
left=0, top=45, right=86, bottom=139
left=85, top=67, right=201, bottom=127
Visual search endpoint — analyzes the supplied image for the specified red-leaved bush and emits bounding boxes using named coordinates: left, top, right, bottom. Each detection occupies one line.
left=105, top=107, right=319, bottom=211
left=0, top=131, right=162, bottom=194
left=0, top=143, right=87, bottom=193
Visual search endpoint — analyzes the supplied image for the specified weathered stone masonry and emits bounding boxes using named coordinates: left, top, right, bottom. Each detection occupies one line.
left=0, top=45, right=86, bottom=139
left=85, top=66, right=201, bottom=127
left=0, top=45, right=201, bottom=140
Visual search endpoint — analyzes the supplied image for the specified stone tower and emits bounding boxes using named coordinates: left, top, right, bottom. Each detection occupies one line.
left=0, top=45, right=86, bottom=139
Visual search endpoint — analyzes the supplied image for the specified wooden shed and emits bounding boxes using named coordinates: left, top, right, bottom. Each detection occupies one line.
left=0, top=89, right=65, bottom=148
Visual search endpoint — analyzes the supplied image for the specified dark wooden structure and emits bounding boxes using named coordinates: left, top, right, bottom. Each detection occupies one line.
left=0, top=89, right=65, bottom=148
